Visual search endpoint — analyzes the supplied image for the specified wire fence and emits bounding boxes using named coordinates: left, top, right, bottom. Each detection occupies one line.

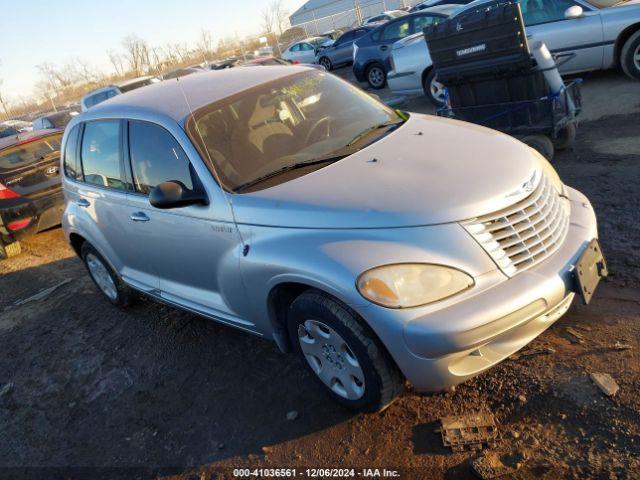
left=289, top=0, right=424, bottom=38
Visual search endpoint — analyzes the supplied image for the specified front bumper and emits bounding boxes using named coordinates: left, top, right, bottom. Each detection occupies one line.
left=359, top=186, right=598, bottom=392
left=0, top=189, right=64, bottom=244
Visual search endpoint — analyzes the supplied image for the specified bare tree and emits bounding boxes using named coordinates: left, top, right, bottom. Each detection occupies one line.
left=271, top=0, right=290, bottom=37
left=107, top=50, right=125, bottom=76
left=197, top=29, right=214, bottom=64
left=122, top=35, right=150, bottom=76
left=261, top=6, right=275, bottom=34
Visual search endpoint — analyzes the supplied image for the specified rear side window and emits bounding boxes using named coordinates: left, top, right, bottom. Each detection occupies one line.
left=63, top=125, right=82, bottom=181
left=382, top=19, right=411, bottom=41
left=128, top=121, right=194, bottom=195
left=80, top=120, right=125, bottom=190
left=0, top=134, right=62, bottom=172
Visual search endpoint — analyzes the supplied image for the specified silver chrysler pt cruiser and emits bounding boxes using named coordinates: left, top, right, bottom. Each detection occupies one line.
left=61, top=66, right=605, bottom=412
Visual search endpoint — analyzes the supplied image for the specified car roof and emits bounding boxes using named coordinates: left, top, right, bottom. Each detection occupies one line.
left=115, top=75, right=155, bottom=88
left=76, top=66, right=315, bottom=125
left=0, top=128, right=62, bottom=151
left=423, top=4, right=463, bottom=15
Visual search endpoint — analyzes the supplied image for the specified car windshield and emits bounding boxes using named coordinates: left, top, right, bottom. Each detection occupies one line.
left=185, top=70, right=403, bottom=192
left=0, top=125, right=19, bottom=139
left=48, top=112, right=75, bottom=128
left=0, top=134, right=62, bottom=171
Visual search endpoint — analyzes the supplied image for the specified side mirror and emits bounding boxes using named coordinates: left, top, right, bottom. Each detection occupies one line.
left=149, top=181, right=208, bottom=209
left=564, top=5, right=583, bottom=19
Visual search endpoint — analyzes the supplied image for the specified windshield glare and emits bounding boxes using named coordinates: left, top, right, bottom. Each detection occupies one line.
left=186, top=71, right=399, bottom=192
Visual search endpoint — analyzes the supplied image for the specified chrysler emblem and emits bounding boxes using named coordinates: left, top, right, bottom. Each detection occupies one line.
left=44, top=166, right=59, bottom=176
left=522, top=171, right=537, bottom=192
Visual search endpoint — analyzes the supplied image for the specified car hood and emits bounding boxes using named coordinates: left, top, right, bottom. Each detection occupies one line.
left=233, top=114, right=542, bottom=229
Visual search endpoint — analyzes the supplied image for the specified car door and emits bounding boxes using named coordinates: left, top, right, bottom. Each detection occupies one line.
left=332, top=31, right=356, bottom=64
left=522, top=0, right=605, bottom=73
left=123, top=119, right=250, bottom=326
left=298, top=42, right=317, bottom=63
left=72, top=119, right=155, bottom=288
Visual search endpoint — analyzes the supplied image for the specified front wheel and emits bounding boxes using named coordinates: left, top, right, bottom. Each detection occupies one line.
left=366, top=64, right=386, bottom=90
left=287, top=290, right=404, bottom=412
left=620, top=30, right=640, bottom=80
left=319, top=57, right=332, bottom=71
left=423, top=69, right=446, bottom=107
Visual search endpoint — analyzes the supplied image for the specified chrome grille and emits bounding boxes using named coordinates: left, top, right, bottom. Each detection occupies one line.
left=462, top=174, right=570, bottom=276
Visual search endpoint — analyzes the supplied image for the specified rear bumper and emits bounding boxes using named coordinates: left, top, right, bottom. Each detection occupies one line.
left=352, top=62, right=367, bottom=83
left=0, top=189, right=64, bottom=244
left=360, top=186, right=598, bottom=392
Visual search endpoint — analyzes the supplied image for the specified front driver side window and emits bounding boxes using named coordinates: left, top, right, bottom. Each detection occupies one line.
left=521, top=0, right=576, bottom=25
left=382, top=19, right=411, bottom=41
left=128, top=121, right=194, bottom=195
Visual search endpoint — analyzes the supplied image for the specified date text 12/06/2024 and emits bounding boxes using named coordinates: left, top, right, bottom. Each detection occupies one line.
left=232, top=468, right=401, bottom=477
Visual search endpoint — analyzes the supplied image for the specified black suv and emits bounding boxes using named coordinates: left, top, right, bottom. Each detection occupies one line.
left=0, top=129, right=64, bottom=258
left=352, top=10, right=450, bottom=89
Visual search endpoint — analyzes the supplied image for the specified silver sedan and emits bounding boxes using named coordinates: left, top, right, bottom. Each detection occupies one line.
left=388, top=0, right=640, bottom=105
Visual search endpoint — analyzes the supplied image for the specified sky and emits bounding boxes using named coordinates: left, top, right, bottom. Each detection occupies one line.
left=0, top=0, right=305, bottom=102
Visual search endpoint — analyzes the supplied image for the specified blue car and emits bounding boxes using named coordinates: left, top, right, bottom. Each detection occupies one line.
left=315, top=26, right=375, bottom=71
left=352, top=8, right=453, bottom=89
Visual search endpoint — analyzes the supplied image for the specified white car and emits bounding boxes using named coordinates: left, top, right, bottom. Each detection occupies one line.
left=388, top=0, right=640, bottom=105
left=362, top=9, right=409, bottom=25
left=281, top=37, right=334, bottom=64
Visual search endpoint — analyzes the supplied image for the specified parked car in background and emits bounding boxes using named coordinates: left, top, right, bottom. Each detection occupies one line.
left=410, top=0, right=474, bottom=11
left=1, top=120, right=33, bottom=133
left=0, top=129, right=64, bottom=259
left=353, top=8, right=454, bottom=88
left=161, top=66, right=203, bottom=80
left=240, top=56, right=326, bottom=70
left=256, top=46, right=274, bottom=56
left=321, top=29, right=347, bottom=42
left=362, top=9, right=409, bottom=25
left=316, top=26, right=375, bottom=70
left=32, top=109, right=79, bottom=130
left=0, top=125, right=20, bottom=139
left=207, top=58, right=241, bottom=70
left=388, top=0, right=640, bottom=104
left=81, top=76, right=157, bottom=111
left=61, top=66, right=602, bottom=412
left=281, top=37, right=334, bottom=64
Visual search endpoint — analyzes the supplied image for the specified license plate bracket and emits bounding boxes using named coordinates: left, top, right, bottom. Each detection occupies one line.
left=574, top=239, right=607, bottom=305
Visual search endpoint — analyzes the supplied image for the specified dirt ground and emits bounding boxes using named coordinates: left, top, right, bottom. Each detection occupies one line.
left=0, top=70, right=639, bottom=480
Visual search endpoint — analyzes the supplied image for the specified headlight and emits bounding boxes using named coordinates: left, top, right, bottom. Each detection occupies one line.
left=356, top=263, right=474, bottom=308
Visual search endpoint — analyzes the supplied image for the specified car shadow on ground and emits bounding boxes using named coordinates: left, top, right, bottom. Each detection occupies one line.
left=0, top=256, right=355, bottom=472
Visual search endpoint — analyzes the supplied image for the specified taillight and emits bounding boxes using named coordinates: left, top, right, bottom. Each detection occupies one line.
left=7, top=218, right=32, bottom=231
left=0, top=182, right=20, bottom=200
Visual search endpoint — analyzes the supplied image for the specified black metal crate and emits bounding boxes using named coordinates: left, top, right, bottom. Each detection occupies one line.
left=424, top=1, right=531, bottom=84
left=438, top=81, right=582, bottom=137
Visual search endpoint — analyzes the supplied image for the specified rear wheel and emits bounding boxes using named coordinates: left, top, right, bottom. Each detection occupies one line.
left=366, top=63, right=386, bottom=90
left=521, top=134, right=554, bottom=161
left=620, top=30, right=640, bottom=80
left=287, top=290, right=403, bottom=412
left=423, top=69, right=446, bottom=107
left=552, top=123, right=577, bottom=151
left=81, top=243, right=135, bottom=307
left=319, top=56, right=332, bottom=71
left=0, top=241, right=21, bottom=260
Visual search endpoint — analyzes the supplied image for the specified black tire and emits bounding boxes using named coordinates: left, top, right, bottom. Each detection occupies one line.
left=365, top=63, right=386, bottom=90
left=319, top=56, right=332, bottom=71
left=0, top=241, right=21, bottom=260
left=521, top=134, right=554, bottom=161
left=423, top=68, right=445, bottom=107
left=620, top=30, right=640, bottom=80
left=287, top=290, right=403, bottom=412
left=552, top=123, right=577, bottom=151
left=81, top=243, right=135, bottom=307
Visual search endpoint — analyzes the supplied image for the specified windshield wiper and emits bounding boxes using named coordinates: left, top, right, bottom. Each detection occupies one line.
left=234, top=155, right=347, bottom=193
left=346, top=120, right=403, bottom=147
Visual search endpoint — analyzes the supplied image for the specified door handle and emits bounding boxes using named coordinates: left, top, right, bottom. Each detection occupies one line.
left=76, top=198, right=90, bottom=208
left=380, top=45, right=388, bottom=51
left=130, top=211, right=150, bottom=222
